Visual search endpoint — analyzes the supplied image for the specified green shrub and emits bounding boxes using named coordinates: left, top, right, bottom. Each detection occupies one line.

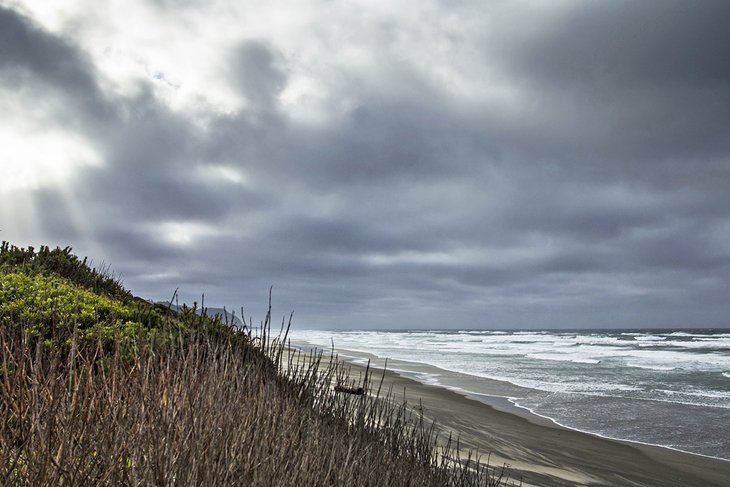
left=0, top=241, right=130, bottom=299
left=0, top=272, right=136, bottom=338
left=0, top=272, right=129, bottom=323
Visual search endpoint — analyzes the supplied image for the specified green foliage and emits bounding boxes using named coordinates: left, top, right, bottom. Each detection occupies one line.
left=0, top=242, right=248, bottom=352
left=0, top=241, right=130, bottom=299
left=0, top=271, right=136, bottom=336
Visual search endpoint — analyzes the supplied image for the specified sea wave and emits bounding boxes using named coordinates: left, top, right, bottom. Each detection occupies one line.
left=633, top=335, right=667, bottom=341
left=290, top=328, right=730, bottom=461
left=626, top=363, right=676, bottom=371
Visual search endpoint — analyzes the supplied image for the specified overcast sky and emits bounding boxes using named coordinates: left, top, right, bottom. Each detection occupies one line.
left=2, top=0, right=729, bottom=329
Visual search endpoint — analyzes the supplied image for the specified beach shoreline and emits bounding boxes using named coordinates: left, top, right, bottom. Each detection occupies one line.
left=314, top=345, right=730, bottom=487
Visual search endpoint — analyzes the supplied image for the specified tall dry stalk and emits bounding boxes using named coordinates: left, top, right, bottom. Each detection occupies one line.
left=0, top=316, right=515, bottom=486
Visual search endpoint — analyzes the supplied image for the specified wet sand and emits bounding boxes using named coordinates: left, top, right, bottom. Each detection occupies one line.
left=343, top=359, right=730, bottom=487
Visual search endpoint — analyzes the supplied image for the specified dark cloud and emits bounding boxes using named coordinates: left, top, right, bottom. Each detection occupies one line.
left=486, top=0, right=730, bottom=166
left=502, top=1, right=730, bottom=88
left=83, top=98, right=233, bottom=221
left=231, top=40, right=287, bottom=112
left=0, top=6, right=116, bottom=125
left=3, top=2, right=730, bottom=329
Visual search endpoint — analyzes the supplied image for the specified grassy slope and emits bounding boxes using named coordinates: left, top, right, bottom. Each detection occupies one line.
left=0, top=243, right=513, bottom=486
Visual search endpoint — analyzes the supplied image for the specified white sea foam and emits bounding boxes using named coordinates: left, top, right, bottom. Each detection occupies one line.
left=643, top=338, right=730, bottom=349
left=627, top=363, right=677, bottom=371
left=633, top=335, right=667, bottom=341
left=291, top=328, right=730, bottom=394
left=388, top=368, right=441, bottom=385
left=293, top=329, right=730, bottom=374
left=572, top=358, right=601, bottom=364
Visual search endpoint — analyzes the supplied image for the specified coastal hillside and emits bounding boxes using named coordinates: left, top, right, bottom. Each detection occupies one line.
left=0, top=242, right=513, bottom=486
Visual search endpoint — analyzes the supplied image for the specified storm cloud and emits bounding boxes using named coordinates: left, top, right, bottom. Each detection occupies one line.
left=2, top=1, right=729, bottom=329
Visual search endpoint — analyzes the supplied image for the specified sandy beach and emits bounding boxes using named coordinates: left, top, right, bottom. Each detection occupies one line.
left=338, top=358, right=730, bottom=487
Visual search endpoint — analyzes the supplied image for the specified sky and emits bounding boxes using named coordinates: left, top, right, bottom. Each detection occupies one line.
left=1, top=0, right=729, bottom=329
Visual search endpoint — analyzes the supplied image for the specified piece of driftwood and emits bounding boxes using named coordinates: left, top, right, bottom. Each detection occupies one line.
left=334, top=385, right=365, bottom=395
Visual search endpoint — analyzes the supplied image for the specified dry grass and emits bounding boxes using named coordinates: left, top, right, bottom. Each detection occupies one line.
left=0, top=317, right=516, bottom=486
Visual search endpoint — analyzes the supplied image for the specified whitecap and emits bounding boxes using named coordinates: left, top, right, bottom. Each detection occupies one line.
left=666, top=331, right=706, bottom=337
left=627, top=362, right=676, bottom=371
left=572, top=358, right=601, bottom=364
left=527, top=353, right=572, bottom=362
left=633, top=335, right=667, bottom=342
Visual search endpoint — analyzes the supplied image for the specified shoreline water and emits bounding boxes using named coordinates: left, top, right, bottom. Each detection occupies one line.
left=290, top=338, right=730, bottom=486
left=290, top=328, right=730, bottom=461
left=333, top=346, right=730, bottom=464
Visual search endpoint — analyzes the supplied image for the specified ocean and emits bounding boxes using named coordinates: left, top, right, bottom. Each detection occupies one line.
left=289, top=329, right=730, bottom=461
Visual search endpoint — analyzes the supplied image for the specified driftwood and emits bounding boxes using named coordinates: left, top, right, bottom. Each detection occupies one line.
left=334, top=385, right=365, bottom=395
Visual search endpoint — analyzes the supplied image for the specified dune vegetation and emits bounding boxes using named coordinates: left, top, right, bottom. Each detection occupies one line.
left=0, top=242, right=515, bottom=486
